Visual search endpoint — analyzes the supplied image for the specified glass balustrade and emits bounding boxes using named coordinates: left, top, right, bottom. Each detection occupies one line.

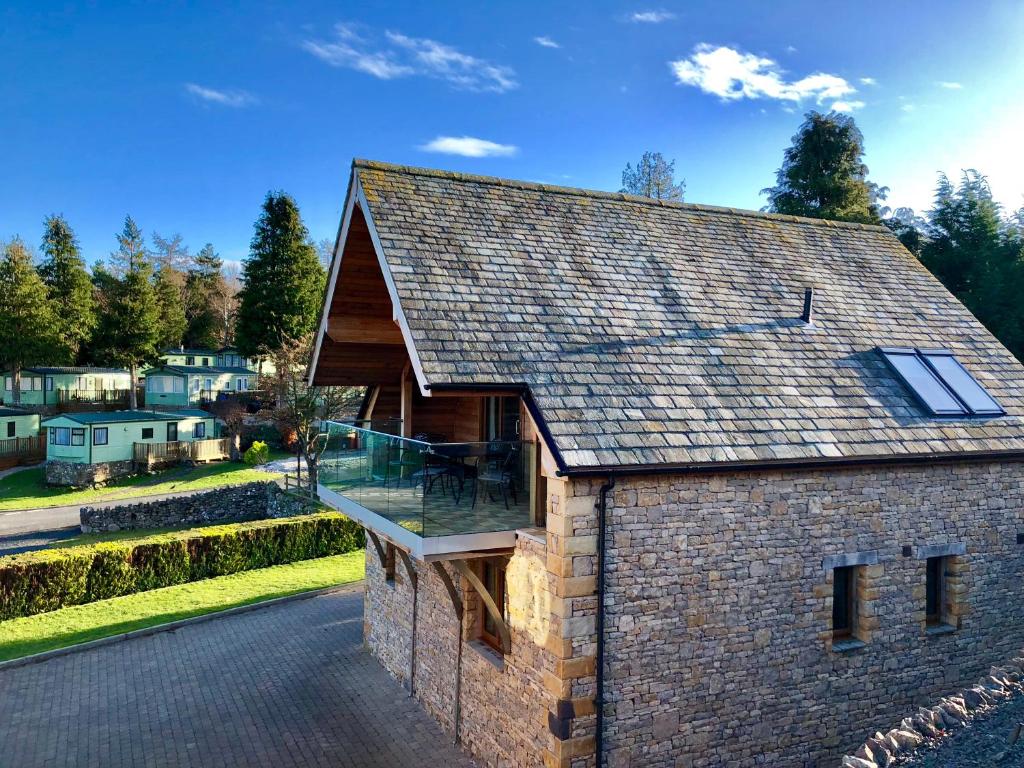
left=319, top=421, right=534, bottom=537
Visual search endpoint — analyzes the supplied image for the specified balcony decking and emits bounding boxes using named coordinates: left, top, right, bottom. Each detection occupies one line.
left=317, top=423, right=535, bottom=557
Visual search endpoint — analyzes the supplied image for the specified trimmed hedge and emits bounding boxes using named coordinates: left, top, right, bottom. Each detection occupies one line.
left=0, top=513, right=364, bottom=621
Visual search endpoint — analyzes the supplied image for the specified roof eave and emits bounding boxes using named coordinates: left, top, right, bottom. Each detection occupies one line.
left=557, top=447, right=1024, bottom=478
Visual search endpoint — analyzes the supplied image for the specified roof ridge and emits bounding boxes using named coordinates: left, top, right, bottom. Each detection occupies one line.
left=352, top=158, right=891, bottom=233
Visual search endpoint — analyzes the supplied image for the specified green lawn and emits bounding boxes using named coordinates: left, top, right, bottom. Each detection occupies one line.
left=0, top=461, right=286, bottom=512
left=0, top=551, right=364, bottom=662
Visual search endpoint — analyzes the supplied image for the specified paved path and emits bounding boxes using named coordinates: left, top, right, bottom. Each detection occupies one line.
left=0, top=586, right=477, bottom=767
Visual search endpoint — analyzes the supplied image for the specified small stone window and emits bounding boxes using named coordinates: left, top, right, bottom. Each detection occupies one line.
left=832, top=566, right=858, bottom=641
left=925, top=557, right=946, bottom=627
left=822, top=551, right=879, bottom=651
left=914, top=544, right=964, bottom=634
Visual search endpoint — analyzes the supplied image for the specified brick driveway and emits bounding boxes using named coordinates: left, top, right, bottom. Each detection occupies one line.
left=0, top=585, right=477, bottom=767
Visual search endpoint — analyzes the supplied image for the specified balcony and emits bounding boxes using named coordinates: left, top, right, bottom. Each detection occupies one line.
left=318, top=421, right=536, bottom=558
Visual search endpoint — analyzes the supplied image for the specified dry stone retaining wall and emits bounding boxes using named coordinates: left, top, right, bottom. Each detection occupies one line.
left=80, top=481, right=318, bottom=532
left=46, top=459, right=134, bottom=488
left=842, top=652, right=1024, bottom=767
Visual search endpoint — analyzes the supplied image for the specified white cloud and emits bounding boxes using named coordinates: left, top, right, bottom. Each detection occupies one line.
left=901, top=103, right=916, bottom=113
left=534, top=36, right=560, bottom=48
left=831, top=100, right=865, bottom=113
left=860, top=77, right=877, bottom=86
left=785, top=45, right=798, bottom=54
left=302, top=23, right=517, bottom=93
left=419, top=136, right=518, bottom=158
left=631, top=10, right=675, bottom=23
left=937, top=81, right=963, bottom=89
left=184, top=83, right=257, bottom=107
left=669, top=44, right=856, bottom=106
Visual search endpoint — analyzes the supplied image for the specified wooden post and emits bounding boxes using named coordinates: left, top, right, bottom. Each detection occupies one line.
left=400, top=361, right=413, bottom=438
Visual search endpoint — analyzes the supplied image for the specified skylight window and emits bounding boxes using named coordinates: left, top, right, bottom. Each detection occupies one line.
left=878, top=347, right=1004, bottom=418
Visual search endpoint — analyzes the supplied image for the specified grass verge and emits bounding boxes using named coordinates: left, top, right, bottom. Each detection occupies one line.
left=0, top=550, right=364, bottom=662
left=0, top=461, right=285, bottom=512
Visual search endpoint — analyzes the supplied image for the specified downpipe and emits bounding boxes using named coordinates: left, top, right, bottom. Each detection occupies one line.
left=595, top=475, right=616, bottom=768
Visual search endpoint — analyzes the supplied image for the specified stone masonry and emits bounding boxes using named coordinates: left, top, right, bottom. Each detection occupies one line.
left=364, top=473, right=604, bottom=768
left=80, top=481, right=318, bottom=532
left=46, top=459, right=135, bottom=488
left=597, top=460, right=1024, bottom=767
left=363, top=458, right=1024, bottom=768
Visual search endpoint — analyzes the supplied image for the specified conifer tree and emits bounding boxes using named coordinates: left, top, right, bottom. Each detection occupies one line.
left=153, top=266, right=187, bottom=350
left=95, top=261, right=161, bottom=409
left=620, top=151, right=686, bottom=201
left=39, top=214, right=96, bottom=362
left=0, top=239, right=59, bottom=404
left=921, top=171, right=1024, bottom=360
left=763, top=111, right=886, bottom=223
left=109, top=215, right=148, bottom=273
left=235, top=192, right=326, bottom=369
left=184, top=243, right=228, bottom=348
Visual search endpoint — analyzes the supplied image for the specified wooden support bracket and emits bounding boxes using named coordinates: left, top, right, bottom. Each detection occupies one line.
left=395, top=548, right=418, bottom=588
left=366, top=530, right=388, bottom=569
left=431, top=561, right=464, bottom=620
left=452, top=559, right=511, bottom=655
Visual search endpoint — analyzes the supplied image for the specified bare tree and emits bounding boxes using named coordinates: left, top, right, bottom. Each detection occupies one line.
left=268, top=334, right=361, bottom=491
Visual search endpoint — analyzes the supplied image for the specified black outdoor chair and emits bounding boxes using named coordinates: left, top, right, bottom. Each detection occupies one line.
left=472, top=444, right=520, bottom=510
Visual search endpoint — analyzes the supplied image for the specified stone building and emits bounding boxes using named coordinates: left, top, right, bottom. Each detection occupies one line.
left=309, top=159, right=1024, bottom=767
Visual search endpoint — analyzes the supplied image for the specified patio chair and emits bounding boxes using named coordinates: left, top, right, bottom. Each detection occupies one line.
left=472, top=445, right=520, bottom=510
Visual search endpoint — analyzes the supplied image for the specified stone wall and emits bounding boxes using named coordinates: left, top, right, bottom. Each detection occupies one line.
left=595, top=461, right=1024, bottom=768
left=80, top=481, right=318, bottom=532
left=364, top=534, right=558, bottom=767
left=46, top=459, right=134, bottom=488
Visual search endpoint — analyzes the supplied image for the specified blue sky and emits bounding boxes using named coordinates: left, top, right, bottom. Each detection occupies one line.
left=2, top=1, right=1023, bottom=266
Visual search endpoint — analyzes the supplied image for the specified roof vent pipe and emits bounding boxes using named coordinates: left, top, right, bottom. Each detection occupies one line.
left=801, top=287, right=814, bottom=325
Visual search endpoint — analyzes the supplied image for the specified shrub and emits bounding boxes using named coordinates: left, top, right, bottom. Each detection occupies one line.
left=241, top=424, right=284, bottom=452
left=0, top=512, right=365, bottom=621
left=243, top=440, right=270, bottom=466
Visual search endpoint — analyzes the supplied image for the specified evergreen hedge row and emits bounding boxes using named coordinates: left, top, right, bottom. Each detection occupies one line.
left=0, top=512, right=365, bottom=621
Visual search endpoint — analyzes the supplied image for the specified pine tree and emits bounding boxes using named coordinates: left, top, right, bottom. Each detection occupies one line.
left=0, top=239, right=59, bottom=404
left=109, top=215, right=149, bottom=274
left=763, top=111, right=886, bottom=223
left=620, top=152, right=686, bottom=201
left=921, top=171, right=1024, bottom=360
left=153, top=266, right=187, bottom=350
left=38, top=215, right=97, bottom=362
left=235, top=192, right=326, bottom=368
left=184, top=243, right=228, bottom=348
left=95, top=261, right=161, bottom=409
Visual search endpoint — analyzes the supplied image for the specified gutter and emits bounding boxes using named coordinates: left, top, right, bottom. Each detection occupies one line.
left=594, top=475, right=616, bottom=768
left=557, top=447, right=1024, bottom=479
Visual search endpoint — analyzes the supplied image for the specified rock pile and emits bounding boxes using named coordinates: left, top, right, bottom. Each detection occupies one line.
left=842, top=656, right=1024, bottom=767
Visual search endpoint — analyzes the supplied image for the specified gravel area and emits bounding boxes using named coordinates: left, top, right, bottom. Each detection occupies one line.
left=901, top=691, right=1024, bottom=767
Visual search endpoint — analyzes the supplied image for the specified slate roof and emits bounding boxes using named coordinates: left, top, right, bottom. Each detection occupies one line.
left=146, top=365, right=254, bottom=376
left=42, top=410, right=197, bottom=425
left=0, top=407, right=35, bottom=418
left=350, top=159, right=1024, bottom=470
left=19, top=367, right=127, bottom=375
